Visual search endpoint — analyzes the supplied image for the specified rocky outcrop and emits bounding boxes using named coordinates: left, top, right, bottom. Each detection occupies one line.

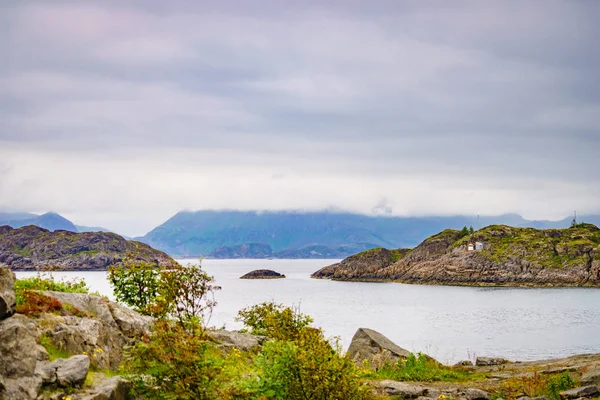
left=311, top=248, right=410, bottom=280
left=312, top=224, right=600, bottom=287
left=346, top=328, right=412, bottom=368
left=0, top=225, right=178, bottom=271
left=75, top=375, right=132, bottom=400
left=0, top=267, right=16, bottom=319
left=240, top=269, right=286, bottom=279
left=39, top=291, right=152, bottom=369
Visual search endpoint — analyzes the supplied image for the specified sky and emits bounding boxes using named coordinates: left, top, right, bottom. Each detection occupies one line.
left=1, top=0, right=599, bottom=236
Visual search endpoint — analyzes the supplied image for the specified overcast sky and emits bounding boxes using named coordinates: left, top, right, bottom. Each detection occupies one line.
left=1, top=0, right=599, bottom=236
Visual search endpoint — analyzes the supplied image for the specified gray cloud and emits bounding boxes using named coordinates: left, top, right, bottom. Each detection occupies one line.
left=1, top=0, right=599, bottom=235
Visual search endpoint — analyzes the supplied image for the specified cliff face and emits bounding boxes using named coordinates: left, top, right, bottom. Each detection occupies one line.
left=0, top=225, right=178, bottom=271
left=312, top=224, right=600, bottom=287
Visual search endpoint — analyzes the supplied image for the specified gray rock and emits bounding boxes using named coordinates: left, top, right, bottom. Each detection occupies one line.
left=210, top=329, right=260, bottom=351
left=34, top=361, right=57, bottom=384
left=455, top=360, right=474, bottom=367
left=41, top=291, right=151, bottom=369
left=2, top=376, right=42, bottom=400
left=0, top=314, right=39, bottom=379
left=36, top=345, right=50, bottom=361
left=347, top=328, right=412, bottom=368
left=0, top=266, right=16, bottom=320
left=371, top=380, right=428, bottom=398
left=475, top=357, right=509, bottom=366
left=465, top=388, right=490, bottom=400
left=55, top=355, right=90, bottom=388
left=559, top=385, right=599, bottom=399
left=581, top=367, right=600, bottom=385
left=74, top=376, right=132, bottom=400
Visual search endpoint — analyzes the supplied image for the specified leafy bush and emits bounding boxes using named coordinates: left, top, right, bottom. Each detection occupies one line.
left=15, top=272, right=90, bottom=306
left=108, top=260, right=162, bottom=314
left=247, top=327, right=372, bottom=400
left=366, top=353, right=478, bottom=382
left=123, top=320, right=237, bottom=400
left=236, top=302, right=313, bottom=341
left=236, top=302, right=372, bottom=400
left=16, top=290, right=89, bottom=318
left=546, top=372, right=575, bottom=400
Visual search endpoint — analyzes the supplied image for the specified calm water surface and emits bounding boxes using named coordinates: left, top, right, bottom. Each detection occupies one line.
left=16, top=259, right=600, bottom=364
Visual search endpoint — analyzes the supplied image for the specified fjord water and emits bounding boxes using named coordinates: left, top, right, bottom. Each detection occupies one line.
left=16, top=259, right=600, bottom=364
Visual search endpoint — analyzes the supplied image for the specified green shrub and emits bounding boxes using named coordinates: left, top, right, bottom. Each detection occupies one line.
left=246, top=327, right=372, bottom=400
left=546, top=372, right=575, bottom=400
left=236, top=302, right=313, bottom=341
left=122, top=320, right=236, bottom=400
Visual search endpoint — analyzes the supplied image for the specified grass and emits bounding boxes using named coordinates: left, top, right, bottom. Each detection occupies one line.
left=363, top=353, right=485, bottom=383
left=493, top=371, right=577, bottom=400
left=40, top=334, right=70, bottom=361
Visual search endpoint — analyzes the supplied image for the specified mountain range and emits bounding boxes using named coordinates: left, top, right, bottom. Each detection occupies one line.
left=136, top=210, right=600, bottom=258
left=2, top=210, right=599, bottom=259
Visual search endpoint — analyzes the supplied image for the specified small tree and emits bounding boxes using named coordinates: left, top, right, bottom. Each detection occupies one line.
left=459, top=226, right=470, bottom=238
left=108, top=259, right=162, bottom=315
left=236, top=301, right=313, bottom=341
left=469, top=225, right=475, bottom=235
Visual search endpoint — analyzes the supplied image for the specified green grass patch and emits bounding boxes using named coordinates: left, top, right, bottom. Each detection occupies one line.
left=363, top=353, right=485, bottom=383
left=40, top=334, right=70, bottom=361
left=15, top=273, right=91, bottom=305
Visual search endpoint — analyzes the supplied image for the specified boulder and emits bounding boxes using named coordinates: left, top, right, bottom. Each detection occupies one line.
left=2, top=376, right=42, bottom=400
left=455, top=360, right=474, bottom=367
left=347, top=328, right=412, bottom=368
left=210, top=329, right=260, bottom=351
left=75, top=376, right=132, bottom=400
left=465, top=388, right=490, bottom=400
left=0, top=314, right=39, bottom=379
left=0, top=266, right=16, bottom=320
left=559, top=385, right=599, bottom=399
left=370, top=380, right=428, bottom=398
left=55, top=355, right=90, bottom=388
left=476, top=357, right=509, bottom=366
left=581, top=367, right=600, bottom=385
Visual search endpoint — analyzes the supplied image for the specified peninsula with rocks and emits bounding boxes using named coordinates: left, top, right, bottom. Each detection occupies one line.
left=0, top=225, right=178, bottom=271
left=312, top=224, right=600, bottom=287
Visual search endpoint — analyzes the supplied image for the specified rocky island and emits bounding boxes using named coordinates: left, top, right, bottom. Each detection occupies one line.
left=312, top=224, right=600, bottom=287
left=240, top=269, right=286, bottom=279
left=0, top=225, right=178, bottom=271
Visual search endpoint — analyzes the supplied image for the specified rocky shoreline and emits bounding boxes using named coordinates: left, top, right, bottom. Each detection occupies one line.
left=2, top=267, right=600, bottom=399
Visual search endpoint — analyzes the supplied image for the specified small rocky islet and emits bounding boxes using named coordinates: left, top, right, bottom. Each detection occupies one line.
left=240, top=269, right=286, bottom=279
left=312, top=224, right=600, bottom=287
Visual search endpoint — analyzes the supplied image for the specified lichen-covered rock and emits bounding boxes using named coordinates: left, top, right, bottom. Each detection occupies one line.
left=209, top=329, right=260, bottom=351
left=0, top=266, right=16, bottom=320
left=465, top=388, right=490, bottom=400
left=347, top=328, right=412, bottom=368
left=240, top=269, right=286, bottom=279
left=581, top=367, right=600, bottom=385
left=0, top=314, right=39, bottom=379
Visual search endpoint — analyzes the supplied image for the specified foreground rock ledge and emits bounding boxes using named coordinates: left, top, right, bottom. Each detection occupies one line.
left=240, top=269, right=286, bottom=279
